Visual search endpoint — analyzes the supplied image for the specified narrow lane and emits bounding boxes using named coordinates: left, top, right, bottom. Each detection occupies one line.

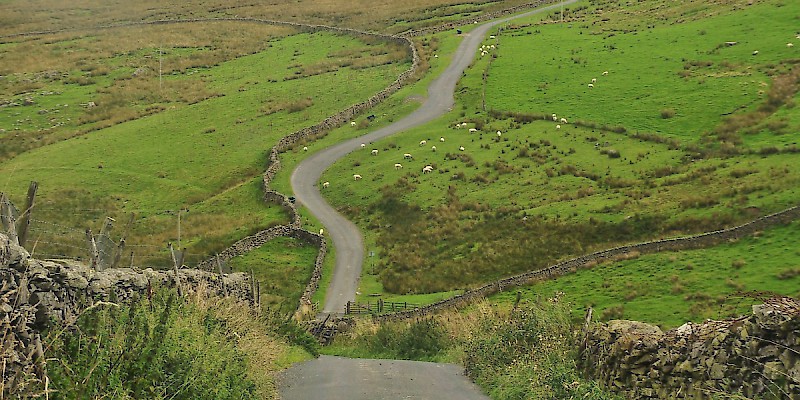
left=290, top=1, right=577, bottom=315
left=278, top=356, right=489, bottom=400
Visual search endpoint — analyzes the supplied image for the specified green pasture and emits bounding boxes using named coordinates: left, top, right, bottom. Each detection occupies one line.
left=318, top=0, right=800, bottom=298
left=491, top=220, right=800, bottom=329
left=484, top=0, right=800, bottom=148
left=228, top=236, right=319, bottom=308
left=1, top=31, right=409, bottom=272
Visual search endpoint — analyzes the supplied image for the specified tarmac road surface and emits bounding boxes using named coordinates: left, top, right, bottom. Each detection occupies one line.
left=278, top=356, right=489, bottom=400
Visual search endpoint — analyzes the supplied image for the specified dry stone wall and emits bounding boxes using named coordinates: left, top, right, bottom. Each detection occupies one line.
left=581, top=297, right=800, bottom=399
left=0, top=233, right=253, bottom=395
left=375, top=206, right=800, bottom=322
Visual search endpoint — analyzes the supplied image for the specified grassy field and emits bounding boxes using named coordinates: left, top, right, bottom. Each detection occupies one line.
left=319, top=0, right=800, bottom=311
left=1, top=28, right=410, bottom=278
left=491, top=220, right=800, bottom=329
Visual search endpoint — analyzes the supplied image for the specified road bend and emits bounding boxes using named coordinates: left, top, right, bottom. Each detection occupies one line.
left=290, top=0, right=577, bottom=316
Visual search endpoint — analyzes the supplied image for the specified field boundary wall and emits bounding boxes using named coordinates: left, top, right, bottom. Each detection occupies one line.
left=0, top=233, right=254, bottom=394
left=580, top=297, right=800, bottom=398
left=375, top=205, right=800, bottom=322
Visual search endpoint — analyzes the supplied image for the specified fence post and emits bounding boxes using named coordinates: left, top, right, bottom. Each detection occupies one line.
left=169, top=243, right=183, bottom=297
left=85, top=228, right=100, bottom=270
left=345, top=301, right=351, bottom=315
left=112, top=213, right=134, bottom=269
left=17, top=181, right=37, bottom=248
left=0, top=193, right=19, bottom=245
left=216, top=255, right=227, bottom=296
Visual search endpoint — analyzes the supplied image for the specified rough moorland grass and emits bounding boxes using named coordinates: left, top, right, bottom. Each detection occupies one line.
left=1, top=31, right=409, bottom=267
left=0, top=0, right=540, bottom=36
left=319, top=0, right=800, bottom=296
left=491, top=221, right=800, bottom=329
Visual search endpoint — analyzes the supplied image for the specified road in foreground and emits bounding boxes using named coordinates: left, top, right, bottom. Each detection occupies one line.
left=278, top=355, right=489, bottom=400
left=290, top=0, right=577, bottom=315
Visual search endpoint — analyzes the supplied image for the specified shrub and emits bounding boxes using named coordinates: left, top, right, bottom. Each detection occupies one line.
left=660, top=108, right=676, bottom=119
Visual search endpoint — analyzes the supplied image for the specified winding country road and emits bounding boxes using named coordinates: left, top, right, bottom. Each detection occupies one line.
left=291, top=0, right=577, bottom=316
left=284, top=2, right=577, bottom=399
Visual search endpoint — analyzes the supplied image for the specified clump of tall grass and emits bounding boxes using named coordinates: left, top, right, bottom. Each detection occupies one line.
left=461, top=298, right=620, bottom=400
left=33, top=286, right=313, bottom=400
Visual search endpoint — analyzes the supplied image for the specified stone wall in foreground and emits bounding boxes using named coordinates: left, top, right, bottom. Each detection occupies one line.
left=0, top=233, right=253, bottom=395
left=581, top=297, right=800, bottom=399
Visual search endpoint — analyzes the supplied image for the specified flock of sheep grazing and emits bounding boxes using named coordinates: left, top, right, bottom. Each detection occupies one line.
left=319, top=111, right=583, bottom=188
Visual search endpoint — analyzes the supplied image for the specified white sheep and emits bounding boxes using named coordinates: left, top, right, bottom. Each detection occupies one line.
left=322, top=181, right=330, bottom=188
left=360, top=143, right=366, bottom=149
left=459, top=146, right=465, bottom=151
left=404, top=153, right=413, bottom=159
left=353, top=174, right=362, bottom=180
left=602, top=71, right=609, bottom=76
left=588, top=83, right=594, bottom=88
left=591, top=78, right=597, bottom=83
left=351, top=121, right=357, bottom=126
left=422, top=165, right=433, bottom=174
left=496, top=131, right=502, bottom=137
left=434, top=54, right=439, bottom=58
left=431, top=145, right=437, bottom=152
left=419, top=140, right=427, bottom=146
left=556, top=125, right=561, bottom=129
left=552, top=114, right=558, bottom=121
left=752, top=50, right=759, bottom=55
left=319, top=228, right=324, bottom=235
left=394, top=163, right=403, bottom=170
left=489, top=35, right=496, bottom=39
left=560, top=118, right=567, bottom=124
left=303, top=146, right=308, bottom=151
left=788, top=43, right=795, bottom=48
left=469, top=128, right=478, bottom=133
left=440, top=137, right=445, bottom=142
left=371, top=149, right=378, bottom=155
